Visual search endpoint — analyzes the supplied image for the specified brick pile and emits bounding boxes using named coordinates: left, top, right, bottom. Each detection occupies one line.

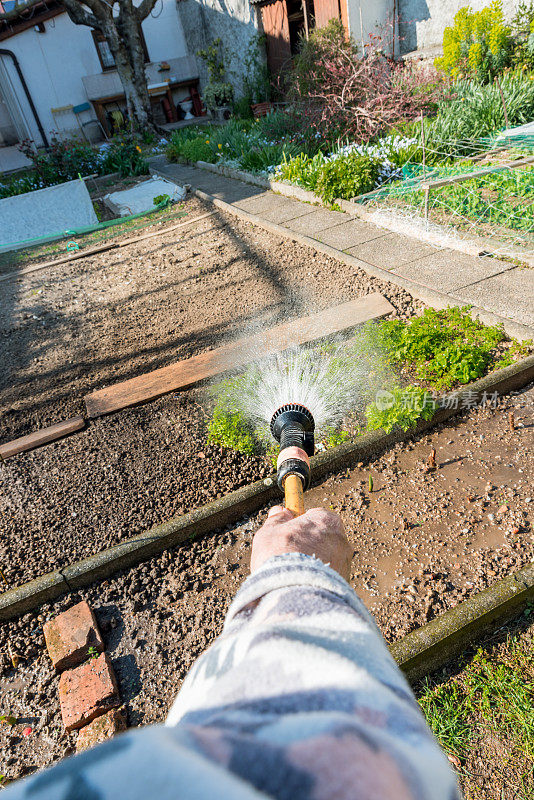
left=43, top=600, right=127, bottom=752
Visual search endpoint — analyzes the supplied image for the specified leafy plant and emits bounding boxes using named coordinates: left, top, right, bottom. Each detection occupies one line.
left=365, top=384, right=436, bottom=433
left=435, top=1, right=513, bottom=81
left=242, top=33, right=270, bottom=104
left=19, top=134, right=101, bottom=185
left=418, top=682, right=472, bottom=759
left=153, top=193, right=171, bottom=206
left=379, top=306, right=506, bottom=388
left=207, top=407, right=256, bottom=455
left=314, top=153, right=382, bottom=203
left=495, top=338, right=533, bottom=367
left=511, top=1, right=534, bottom=69
left=197, top=38, right=234, bottom=110
left=239, top=143, right=299, bottom=173
left=87, top=646, right=99, bottom=660
left=181, top=137, right=217, bottom=164
left=100, top=136, right=149, bottom=177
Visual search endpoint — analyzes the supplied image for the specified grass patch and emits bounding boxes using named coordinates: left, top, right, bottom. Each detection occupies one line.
left=418, top=614, right=534, bottom=799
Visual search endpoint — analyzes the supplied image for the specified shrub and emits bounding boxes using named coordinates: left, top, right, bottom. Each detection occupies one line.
left=511, top=1, right=534, bottom=69
left=315, top=153, right=381, bottom=203
left=435, top=1, right=513, bottom=81
left=197, top=38, right=234, bottom=110
left=287, top=19, right=445, bottom=143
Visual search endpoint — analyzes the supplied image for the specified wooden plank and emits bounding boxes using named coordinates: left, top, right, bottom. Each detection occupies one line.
left=85, top=293, right=394, bottom=418
left=421, top=155, right=534, bottom=191
left=0, top=416, right=85, bottom=460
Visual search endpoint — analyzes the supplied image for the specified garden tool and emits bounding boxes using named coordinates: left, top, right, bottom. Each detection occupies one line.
left=270, top=404, right=315, bottom=517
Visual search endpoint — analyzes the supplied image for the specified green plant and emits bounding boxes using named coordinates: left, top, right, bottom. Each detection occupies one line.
left=242, top=33, right=270, bottom=103
left=365, top=384, right=436, bottom=433
left=181, top=136, right=217, bottom=164
left=511, top=1, right=534, bottom=69
left=322, top=426, right=351, bottom=448
left=418, top=682, right=472, bottom=759
left=435, top=1, right=513, bottom=81
left=87, top=646, right=99, bottom=660
left=379, top=306, right=506, bottom=388
left=153, top=193, right=171, bottom=206
left=207, top=407, right=256, bottom=455
left=18, top=134, right=102, bottom=186
left=101, top=136, right=149, bottom=177
left=233, top=96, right=254, bottom=119
left=197, top=38, right=234, bottom=110
left=314, top=153, right=382, bottom=204
left=495, top=338, right=533, bottom=367
left=239, top=143, right=299, bottom=173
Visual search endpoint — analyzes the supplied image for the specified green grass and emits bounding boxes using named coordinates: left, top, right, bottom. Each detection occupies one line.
left=418, top=618, right=534, bottom=799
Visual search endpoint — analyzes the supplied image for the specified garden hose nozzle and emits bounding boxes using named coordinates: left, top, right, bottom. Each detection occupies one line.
left=270, top=404, right=315, bottom=517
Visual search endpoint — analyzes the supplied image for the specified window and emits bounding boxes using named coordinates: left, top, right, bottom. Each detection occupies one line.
left=92, top=28, right=150, bottom=72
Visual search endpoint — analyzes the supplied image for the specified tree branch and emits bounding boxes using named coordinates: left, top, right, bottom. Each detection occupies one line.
left=61, top=0, right=102, bottom=28
left=135, top=0, right=158, bottom=21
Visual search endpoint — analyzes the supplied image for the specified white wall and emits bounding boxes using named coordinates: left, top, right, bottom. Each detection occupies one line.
left=0, top=0, right=189, bottom=146
left=398, top=0, right=524, bottom=54
left=345, top=0, right=395, bottom=55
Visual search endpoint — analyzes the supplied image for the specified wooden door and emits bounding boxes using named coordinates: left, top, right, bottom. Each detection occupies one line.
left=261, top=0, right=292, bottom=76
left=313, top=0, right=340, bottom=28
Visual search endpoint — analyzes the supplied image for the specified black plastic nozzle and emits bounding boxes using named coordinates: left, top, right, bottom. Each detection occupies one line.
left=270, top=403, right=315, bottom=491
left=270, top=403, right=315, bottom=456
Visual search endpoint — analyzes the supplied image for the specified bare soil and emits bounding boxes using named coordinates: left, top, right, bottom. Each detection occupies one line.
left=0, top=193, right=532, bottom=790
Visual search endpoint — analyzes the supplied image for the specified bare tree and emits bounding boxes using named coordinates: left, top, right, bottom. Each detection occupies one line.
left=61, top=0, right=158, bottom=130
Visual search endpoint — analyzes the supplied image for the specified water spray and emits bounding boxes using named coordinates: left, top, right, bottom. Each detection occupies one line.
left=270, top=403, right=315, bottom=516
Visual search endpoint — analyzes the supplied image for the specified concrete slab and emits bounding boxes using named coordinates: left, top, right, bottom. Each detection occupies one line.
left=259, top=198, right=314, bottom=225
left=450, top=267, right=534, bottom=328
left=391, top=250, right=513, bottom=292
left=346, top=233, right=440, bottom=271
left=0, top=145, right=32, bottom=175
left=316, top=219, right=387, bottom=249
left=283, top=207, right=347, bottom=234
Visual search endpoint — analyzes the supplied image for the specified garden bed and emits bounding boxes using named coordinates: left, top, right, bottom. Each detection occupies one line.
left=0, top=381, right=532, bottom=784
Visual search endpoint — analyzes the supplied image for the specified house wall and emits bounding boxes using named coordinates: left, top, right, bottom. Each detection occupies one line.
left=344, top=0, right=394, bottom=54
left=0, top=0, right=189, bottom=146
left=176, top=0, right=262, bottom=98
left=398, top=0, right=524, bottom=55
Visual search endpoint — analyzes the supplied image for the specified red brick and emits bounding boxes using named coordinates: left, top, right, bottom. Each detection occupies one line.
left=59, top=652, right=120, bottom=732
left=44, top=600, right=104, bottom=671
left=76, top=707, right=127, bottom=752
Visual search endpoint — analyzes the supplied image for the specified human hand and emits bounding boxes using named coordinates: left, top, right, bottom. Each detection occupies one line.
left=251, top=506, right=352, bottom=582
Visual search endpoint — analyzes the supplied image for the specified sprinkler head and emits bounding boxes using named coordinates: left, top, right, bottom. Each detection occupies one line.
left=270, top=403, right=315, bottom=492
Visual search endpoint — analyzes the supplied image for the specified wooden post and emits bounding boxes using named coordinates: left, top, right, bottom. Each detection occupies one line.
left=421, top=112, right=426, bottom=180
left=424, top=184, right=430, bottom=225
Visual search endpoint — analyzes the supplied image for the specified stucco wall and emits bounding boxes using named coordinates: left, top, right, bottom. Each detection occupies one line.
left=0, top=0, right=189, bottom=146
left=176, top=0, right=262, bottom=98
left=345, top=0, right=395, bottom=54
left=399, top=0, right=524, bottom=54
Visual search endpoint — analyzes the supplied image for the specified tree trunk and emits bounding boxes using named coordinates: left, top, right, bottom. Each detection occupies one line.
left=104, top=17, right=154, bottom=131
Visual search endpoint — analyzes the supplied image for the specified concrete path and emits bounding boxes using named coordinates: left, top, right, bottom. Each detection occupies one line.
left=150, top=158, right=534, bottom=336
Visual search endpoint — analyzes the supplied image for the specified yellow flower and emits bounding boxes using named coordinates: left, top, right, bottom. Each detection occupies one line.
left=206, top=140, right=210, bottom=144
left=218, top=143, right=222, bottom=149
left=136, top=145, right=142, bottom=152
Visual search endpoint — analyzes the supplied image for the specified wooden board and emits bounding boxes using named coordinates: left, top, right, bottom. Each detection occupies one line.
left=84, top=293, right=394, bottom=418
left=0, top=416, right=85, bottom=460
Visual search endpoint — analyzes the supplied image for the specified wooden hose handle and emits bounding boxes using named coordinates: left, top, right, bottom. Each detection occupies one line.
left=284, top=473, right=305, bottom=517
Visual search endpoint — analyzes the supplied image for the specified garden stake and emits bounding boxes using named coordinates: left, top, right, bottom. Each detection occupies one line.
left=270, top=404, right=315, bottom=517
left=508, top=411, right=515, bottom=431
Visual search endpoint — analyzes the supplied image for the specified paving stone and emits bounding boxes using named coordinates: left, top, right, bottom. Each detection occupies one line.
left=450, top=267, right=534, bottom=328
left=315, top=219, right=387, bottom=249
left=347, top=232, right=440, bottom=270
left=232, top=192, right=281, bottom=213
left=283, top=208, right=347, bottom=234
left=391, top=249, right=513, bottom=291
left=76, top=707, right=127, bottom=752
left=259, top=198, right=315, bottom=224
left=59, top=652, right=120, bottom=732
left=44, top=600, right=104, bottom=672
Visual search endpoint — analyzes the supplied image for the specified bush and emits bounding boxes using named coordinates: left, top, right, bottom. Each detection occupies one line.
left=511, top=1, right=534, bottom=70
left=287, top=19, right=445, bottom=143
left=436, top=1, right=513, bottom=81
left=315, top=153, right=381, bottom=203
